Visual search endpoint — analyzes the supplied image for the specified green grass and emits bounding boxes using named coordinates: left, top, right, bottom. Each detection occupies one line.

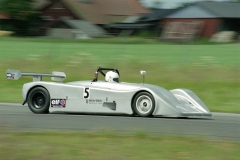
left=0, top=130, right=239, bottom=160
left=0, top=37, right=240, bottom=113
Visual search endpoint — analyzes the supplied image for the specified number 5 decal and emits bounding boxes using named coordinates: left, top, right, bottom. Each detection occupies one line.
left=83, top=87, right=90, bottom=99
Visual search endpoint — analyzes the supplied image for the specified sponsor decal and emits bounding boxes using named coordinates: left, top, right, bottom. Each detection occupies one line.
left=51, top=99, right=66, bottom=108
left=6, top=73, right=14, bottom=79
left=86, top=99, right=103, bottom=104
left=83, top=87, right=103, bottom=104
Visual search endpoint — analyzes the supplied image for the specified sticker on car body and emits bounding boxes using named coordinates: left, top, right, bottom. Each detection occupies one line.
left=83, top=87, right=90, bottom=99
left=51, top=99, right=66, bottom=108
left=86, top=99, right=103, bottom=104
left=6, top=73, right=14, bottom=79
left=83, top=87, right=103, bottom=104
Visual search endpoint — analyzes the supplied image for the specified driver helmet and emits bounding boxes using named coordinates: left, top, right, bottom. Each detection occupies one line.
left=105, top=71, right=119, bottom=83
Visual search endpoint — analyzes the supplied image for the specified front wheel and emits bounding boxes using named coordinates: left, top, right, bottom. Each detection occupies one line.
left=132, top=92, right=155, bottom=117
left=27, top=87, right=50, bottom=114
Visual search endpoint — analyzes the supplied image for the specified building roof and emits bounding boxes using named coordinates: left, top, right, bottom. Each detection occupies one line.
left=122, top=16, right=141, bottom=23
left=165, top=1, right=240, bottom=19
left=47, top=0, right=150, bottom=24
left=33, top=0, right=51, bottom=10
left=141, top=9, right=175, bottom=21
left=198, top=1, right=240, bottom=18
left=105, top=23, right=153, bottom=29
left=59, top=19, right=107, bottom=37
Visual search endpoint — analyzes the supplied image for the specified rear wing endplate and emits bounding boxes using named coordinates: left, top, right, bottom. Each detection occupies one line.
left=6, top=69, right=66, bottom=82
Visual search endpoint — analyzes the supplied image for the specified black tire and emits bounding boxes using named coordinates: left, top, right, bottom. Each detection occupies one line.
left=132, top=92, right=155, bottom=117
left=27, top=87, right=50, bottom=114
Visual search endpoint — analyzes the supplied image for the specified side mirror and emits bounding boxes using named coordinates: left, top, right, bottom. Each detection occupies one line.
left=140, top=70, right=146, bottom=85
left=140, top=70, right=146, bottom=76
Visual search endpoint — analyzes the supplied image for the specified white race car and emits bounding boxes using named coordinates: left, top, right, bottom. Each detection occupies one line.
left=6, top=67, right=211, bottom=117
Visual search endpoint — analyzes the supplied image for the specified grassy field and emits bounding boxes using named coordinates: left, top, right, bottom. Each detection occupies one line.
left=0, top=131, right=239, bottom=160
left=0, top=37, right=240, bottom=158
left=0, top=37, right=240, bottom=113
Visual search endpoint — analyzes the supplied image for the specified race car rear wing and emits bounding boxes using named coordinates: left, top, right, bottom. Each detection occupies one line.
left=6, top=69, right=66, bottom=82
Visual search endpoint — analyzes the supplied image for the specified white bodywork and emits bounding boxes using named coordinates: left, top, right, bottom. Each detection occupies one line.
left=6, top=68, right=211, bottom=117
left=22, top=81, right=212, bottom=117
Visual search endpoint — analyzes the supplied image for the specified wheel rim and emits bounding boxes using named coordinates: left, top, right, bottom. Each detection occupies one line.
left=32, top=92, right=46, bottom=109
left=136, top=95, right=153, bottom=114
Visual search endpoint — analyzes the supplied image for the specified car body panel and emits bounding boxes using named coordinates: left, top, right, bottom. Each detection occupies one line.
left=22, top=80, right=212, bottom=117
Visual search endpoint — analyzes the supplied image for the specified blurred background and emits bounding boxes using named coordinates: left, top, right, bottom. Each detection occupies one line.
left=0, top=0, right=240, bottom=40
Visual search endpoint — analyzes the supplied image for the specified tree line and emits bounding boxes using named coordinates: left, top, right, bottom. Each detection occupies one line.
left=0, top=0, right=40, bottom=36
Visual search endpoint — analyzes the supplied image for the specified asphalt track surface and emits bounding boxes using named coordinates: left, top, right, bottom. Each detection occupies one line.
left=0, top=103, right=240, bottom=142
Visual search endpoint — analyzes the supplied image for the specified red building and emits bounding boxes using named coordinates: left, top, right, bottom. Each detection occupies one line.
left=162, top=1, right=240, bottom=37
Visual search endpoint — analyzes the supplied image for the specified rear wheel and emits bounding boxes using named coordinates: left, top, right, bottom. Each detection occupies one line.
left=132, top=92, right=155, bottom=117
left=27, top=87, right=50, bottom=114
